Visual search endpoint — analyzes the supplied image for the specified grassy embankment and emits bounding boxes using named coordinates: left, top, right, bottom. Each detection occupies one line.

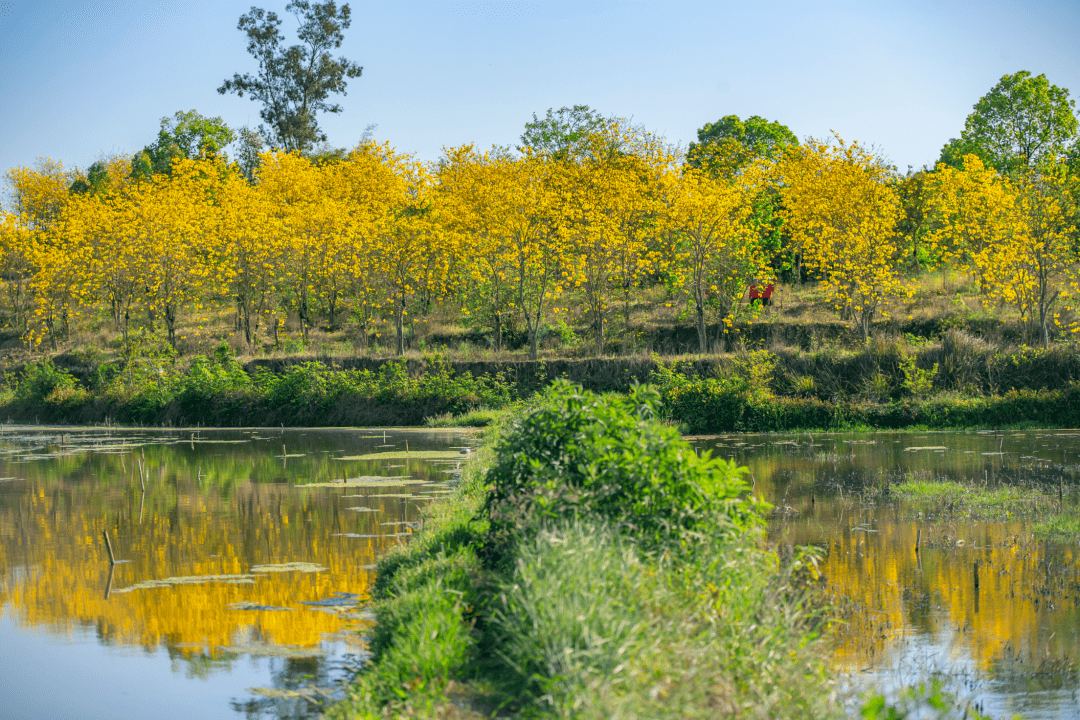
left=323, top=382, right=987, bottom=719
left=3, top=330, right=1079, bottom=431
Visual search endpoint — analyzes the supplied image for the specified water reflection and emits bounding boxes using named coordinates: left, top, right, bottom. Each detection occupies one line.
left=0, top=427, right=474, bottom=719
left=690, top=431, right=1080, bottom=719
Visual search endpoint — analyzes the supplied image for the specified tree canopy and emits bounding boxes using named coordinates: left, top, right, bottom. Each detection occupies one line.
left=218, top=0, right=362, bottom=154
left=131, top=110, right=235, bottom=179
left=938, top=71, right=1079, bottom=176
left=687, top=115, right=797, bottom=177
left=520, top=105, right=609, bottom=159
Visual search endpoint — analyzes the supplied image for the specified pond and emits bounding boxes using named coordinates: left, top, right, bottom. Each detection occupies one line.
left=3, top=427, right=1078, bottom=718
left=688, top=430, right=1080, bottom=719
left=0, top=426, right=476, bottom=719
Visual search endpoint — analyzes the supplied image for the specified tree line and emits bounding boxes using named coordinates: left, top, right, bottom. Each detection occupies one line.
left=1, top=72, right=1078, bottom=357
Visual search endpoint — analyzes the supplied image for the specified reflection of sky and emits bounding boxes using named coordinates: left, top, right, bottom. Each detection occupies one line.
left=0, top=613, right=360, bottom=720
left=691, top=431, right=1080, bottom=719
left=845, top=628, right=1080, bottom=720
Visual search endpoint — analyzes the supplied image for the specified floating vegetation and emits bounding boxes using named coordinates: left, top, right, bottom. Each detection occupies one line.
left=294, top=476, right=420, bottom=488
left=249, top=562, right=327, bottom=573
left=344, top=506, right=378, bottom=512
left=113, top=574, right=261, bottom=593
left=335, top=450, right=467, bottom=461
left=332, top=532, right=411, bottom=538
left=217, top=643, right=324, bottom=658
left=227, top=601, right=293, bottom=611
left=1033, top=514, right=1080, bottom=539
left=300, top=592, right=362, bottom=608
left=248, top=685, right=337, bottom=703
left=904, top=446, right=948, bottom=451
left=892, top=480, right=1048, bottom=520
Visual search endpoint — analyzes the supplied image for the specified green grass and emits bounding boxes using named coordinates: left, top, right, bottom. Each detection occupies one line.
left=891, top=480, right=1029, bottom=507
left=424, top=407, right=511, bottom=428
left=326, top=383, right=996, bottom=719
left=1033, top=514, right=1080, bottom=539
left=890, top=480, right=1078, bottom=525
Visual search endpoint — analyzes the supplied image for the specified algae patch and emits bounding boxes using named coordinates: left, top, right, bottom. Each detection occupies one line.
left=250, top=562, right=327, bottom=573
left=335, top=450, right=467, bottom=461
left=294, top=476, right=421, bottom=488
left=228, top=601, right=293, bottom=611
left=113, top=574, right=260, bottom=593
left=218, top=643, right=324, bottom=658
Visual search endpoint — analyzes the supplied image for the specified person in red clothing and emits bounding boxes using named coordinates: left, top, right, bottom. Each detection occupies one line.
left=748, top=283, right=775, bottom=306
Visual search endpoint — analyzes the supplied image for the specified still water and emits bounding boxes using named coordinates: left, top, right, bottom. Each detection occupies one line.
left=689, top=430, right=1080, bottom=719
left=0, top=426, right=476, bottom=719
left=2, top=427, right=1078, bottom=719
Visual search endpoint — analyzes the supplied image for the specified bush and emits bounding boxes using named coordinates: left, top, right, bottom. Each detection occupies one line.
left=175, top=343, right=252, bottom=415
left=482, top=380, right=764, bottom=555
left=16, top=359, right=79, bottom=402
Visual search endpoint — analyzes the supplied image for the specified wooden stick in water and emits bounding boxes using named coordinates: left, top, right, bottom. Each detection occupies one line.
left=915, top=527, right=922, bottom=555
left=973, top=560, right=980, bottom=590
left=102, top=530, right=116, bottom=565
left=104, top=563, right=115, bottom=600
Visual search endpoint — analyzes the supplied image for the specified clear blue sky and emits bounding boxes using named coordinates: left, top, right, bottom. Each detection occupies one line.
left=1, top=0, right=1078, bottom=180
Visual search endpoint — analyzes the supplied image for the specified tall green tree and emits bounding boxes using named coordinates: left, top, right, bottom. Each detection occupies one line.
left=686, top=115, right=798, bottom=280
left=686, top=115, right=797, bottom=177
left=218, top=0, right=363, bottom=154
left=131, top=110, right=235, bottom=179
left=520, top=105, right=608, bottom=159
left=938, top=71, right=1078, bottom=176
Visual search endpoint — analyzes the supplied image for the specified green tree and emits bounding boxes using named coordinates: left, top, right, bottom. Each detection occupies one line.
left=686, top=115, right=797, bottom=281
left=69, top=161, right=111, bottom=196
left=132, top=110, right=235, bottom=179
left=686, top=115, right=797, bottom=177
left=937, top=71, right=1079, bottom=175
left=520, top=105, right=608, bottom=159
left=218, top=0, right=363, bottom=154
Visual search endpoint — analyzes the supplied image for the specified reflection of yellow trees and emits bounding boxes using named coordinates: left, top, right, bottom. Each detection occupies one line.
left=778, top=514, right=1079, bottom=672
left=699, top=435, right=1080, bottom=674
left=0, top=477, right=423, bottom=656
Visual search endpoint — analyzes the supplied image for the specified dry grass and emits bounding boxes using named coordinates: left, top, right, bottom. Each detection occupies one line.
left=1, top=268, right=1064, bottom=379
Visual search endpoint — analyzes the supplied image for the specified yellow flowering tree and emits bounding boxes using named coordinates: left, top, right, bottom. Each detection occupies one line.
left=661, top=167, right=765, bottom=353
left=779, top=136, right=908, bottom=341
left=929, top=155, right=1079, bottom=345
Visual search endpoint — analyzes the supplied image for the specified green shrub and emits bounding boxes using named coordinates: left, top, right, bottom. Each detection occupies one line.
left=482, top=380, right=764, bottom=555
left=17, top=359, right=79, bottom=402
left=900, top=356, right=937, bottom=398
left=176, top=343, right=252, bottom=414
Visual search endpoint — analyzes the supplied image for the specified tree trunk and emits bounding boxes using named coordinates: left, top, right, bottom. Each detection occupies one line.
left=696, top=301, right=707, bottom=355
left=494, top=311, right=502, bottom=353
left=395, top=290, right=405, bottom=356
left=595, top=312, right=604, bottom=356
left=165, top=304, right=177, bottom=348
left=525, top=310, right=540, bottom=361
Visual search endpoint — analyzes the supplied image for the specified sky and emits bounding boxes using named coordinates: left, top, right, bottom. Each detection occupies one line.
left=0, top=0, right=1078, bottom=182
